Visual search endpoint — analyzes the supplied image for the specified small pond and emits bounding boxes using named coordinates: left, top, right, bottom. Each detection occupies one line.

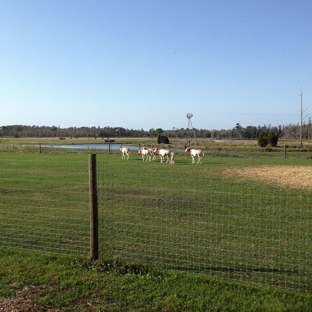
left=46, top=143, right=183, bottom=152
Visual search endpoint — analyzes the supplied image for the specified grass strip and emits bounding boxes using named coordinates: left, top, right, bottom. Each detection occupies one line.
left=0, top=248, right=311, bottom=311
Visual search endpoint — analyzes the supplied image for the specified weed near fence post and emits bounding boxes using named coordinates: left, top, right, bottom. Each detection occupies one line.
left=89, top=153, right=99, bottom=260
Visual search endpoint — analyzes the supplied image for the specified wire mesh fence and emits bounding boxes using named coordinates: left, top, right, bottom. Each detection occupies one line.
left=0, top=154, right=90, bottom=255
left=96, top=155, right=312, bottom=293
left=0, top=152, right=311, bottom=293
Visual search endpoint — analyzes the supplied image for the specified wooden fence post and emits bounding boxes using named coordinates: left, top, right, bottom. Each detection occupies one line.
left=284, top=144, right=286, bottom=159
left=89, top=154, right=99, bottom=260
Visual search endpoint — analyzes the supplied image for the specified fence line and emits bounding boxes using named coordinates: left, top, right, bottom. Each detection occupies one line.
left=0, top=155, right=90, bottom=255
left=96, top=155, right=312, bottom=293
left=0, top=153, right=311, bottom=293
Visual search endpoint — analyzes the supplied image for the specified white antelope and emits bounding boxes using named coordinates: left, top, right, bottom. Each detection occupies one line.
left=185, top=147, right=204, bottom=164
left=120, top=147, right=130, bottom=160
left=148, top=148, right=157, bottom=160
left=169, top=151, right=175, bottom=164
left=138, top=147, right=151, bottom=162
left=154, top=148, right=172, bottom=163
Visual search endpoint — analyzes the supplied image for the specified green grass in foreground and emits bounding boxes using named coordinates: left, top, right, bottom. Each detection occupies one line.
left=1, top=146, right=312, bottom=310
left=2, top=151, right=311, bottom=291
left=0, top=248, right=311, bottom=312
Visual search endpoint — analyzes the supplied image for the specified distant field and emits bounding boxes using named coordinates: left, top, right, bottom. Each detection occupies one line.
left=1, top=137, right=312, bottom=159
left=1, top=136, right=312, bottom=147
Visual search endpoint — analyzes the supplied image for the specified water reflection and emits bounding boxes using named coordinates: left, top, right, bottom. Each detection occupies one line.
left=50, top=143, right=134, bottom=150
left=48, top=143, right=183, bottom=152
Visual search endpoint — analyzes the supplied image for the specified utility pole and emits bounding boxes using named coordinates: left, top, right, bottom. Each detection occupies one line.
left=299, top=88, right=311, bottom=148
left=299, top=88, right=303, bottom=148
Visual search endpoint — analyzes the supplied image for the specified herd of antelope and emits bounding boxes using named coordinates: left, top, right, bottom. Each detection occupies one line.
left=119, top=146, right=204, bottom=164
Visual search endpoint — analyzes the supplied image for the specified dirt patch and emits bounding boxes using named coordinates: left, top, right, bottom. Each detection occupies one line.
left=224, top=166, right=312, bottom=190
left=0, top=295, right=61, bottom=312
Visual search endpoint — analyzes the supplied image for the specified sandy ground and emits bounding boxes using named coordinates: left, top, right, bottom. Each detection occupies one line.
left=224, top=166, right=312, bottom=190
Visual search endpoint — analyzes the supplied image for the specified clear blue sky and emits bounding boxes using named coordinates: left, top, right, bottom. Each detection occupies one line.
left=1, top=1, right=311, bottom=131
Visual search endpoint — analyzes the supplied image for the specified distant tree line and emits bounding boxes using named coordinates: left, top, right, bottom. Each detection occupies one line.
left=1, top=121, right=312, bottom=141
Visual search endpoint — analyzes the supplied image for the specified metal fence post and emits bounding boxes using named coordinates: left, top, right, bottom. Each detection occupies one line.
left=89, top=153, right=99, bottom=260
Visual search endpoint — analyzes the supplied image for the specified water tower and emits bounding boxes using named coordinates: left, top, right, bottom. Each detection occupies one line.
left=186, top=112, right=197, bottom=141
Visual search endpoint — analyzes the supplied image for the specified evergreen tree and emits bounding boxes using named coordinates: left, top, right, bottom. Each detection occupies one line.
left=258, top=132, right=268, bottom=147
left=267, top=131, right=278, bottom=147
left=157, top=134, right=169, bottom=144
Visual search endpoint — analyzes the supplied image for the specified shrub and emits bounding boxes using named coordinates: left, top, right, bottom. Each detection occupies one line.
left=267, top=131, right=278, bottom=147
left=157, top=134, right=169, bottom=144
left=258, top=132, right=268, bottom=147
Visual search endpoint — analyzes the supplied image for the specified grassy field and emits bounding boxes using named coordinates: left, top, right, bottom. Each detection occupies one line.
left=95, top=150, right=312, bottom=292
left=0, top=139, right=312, bottom=311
